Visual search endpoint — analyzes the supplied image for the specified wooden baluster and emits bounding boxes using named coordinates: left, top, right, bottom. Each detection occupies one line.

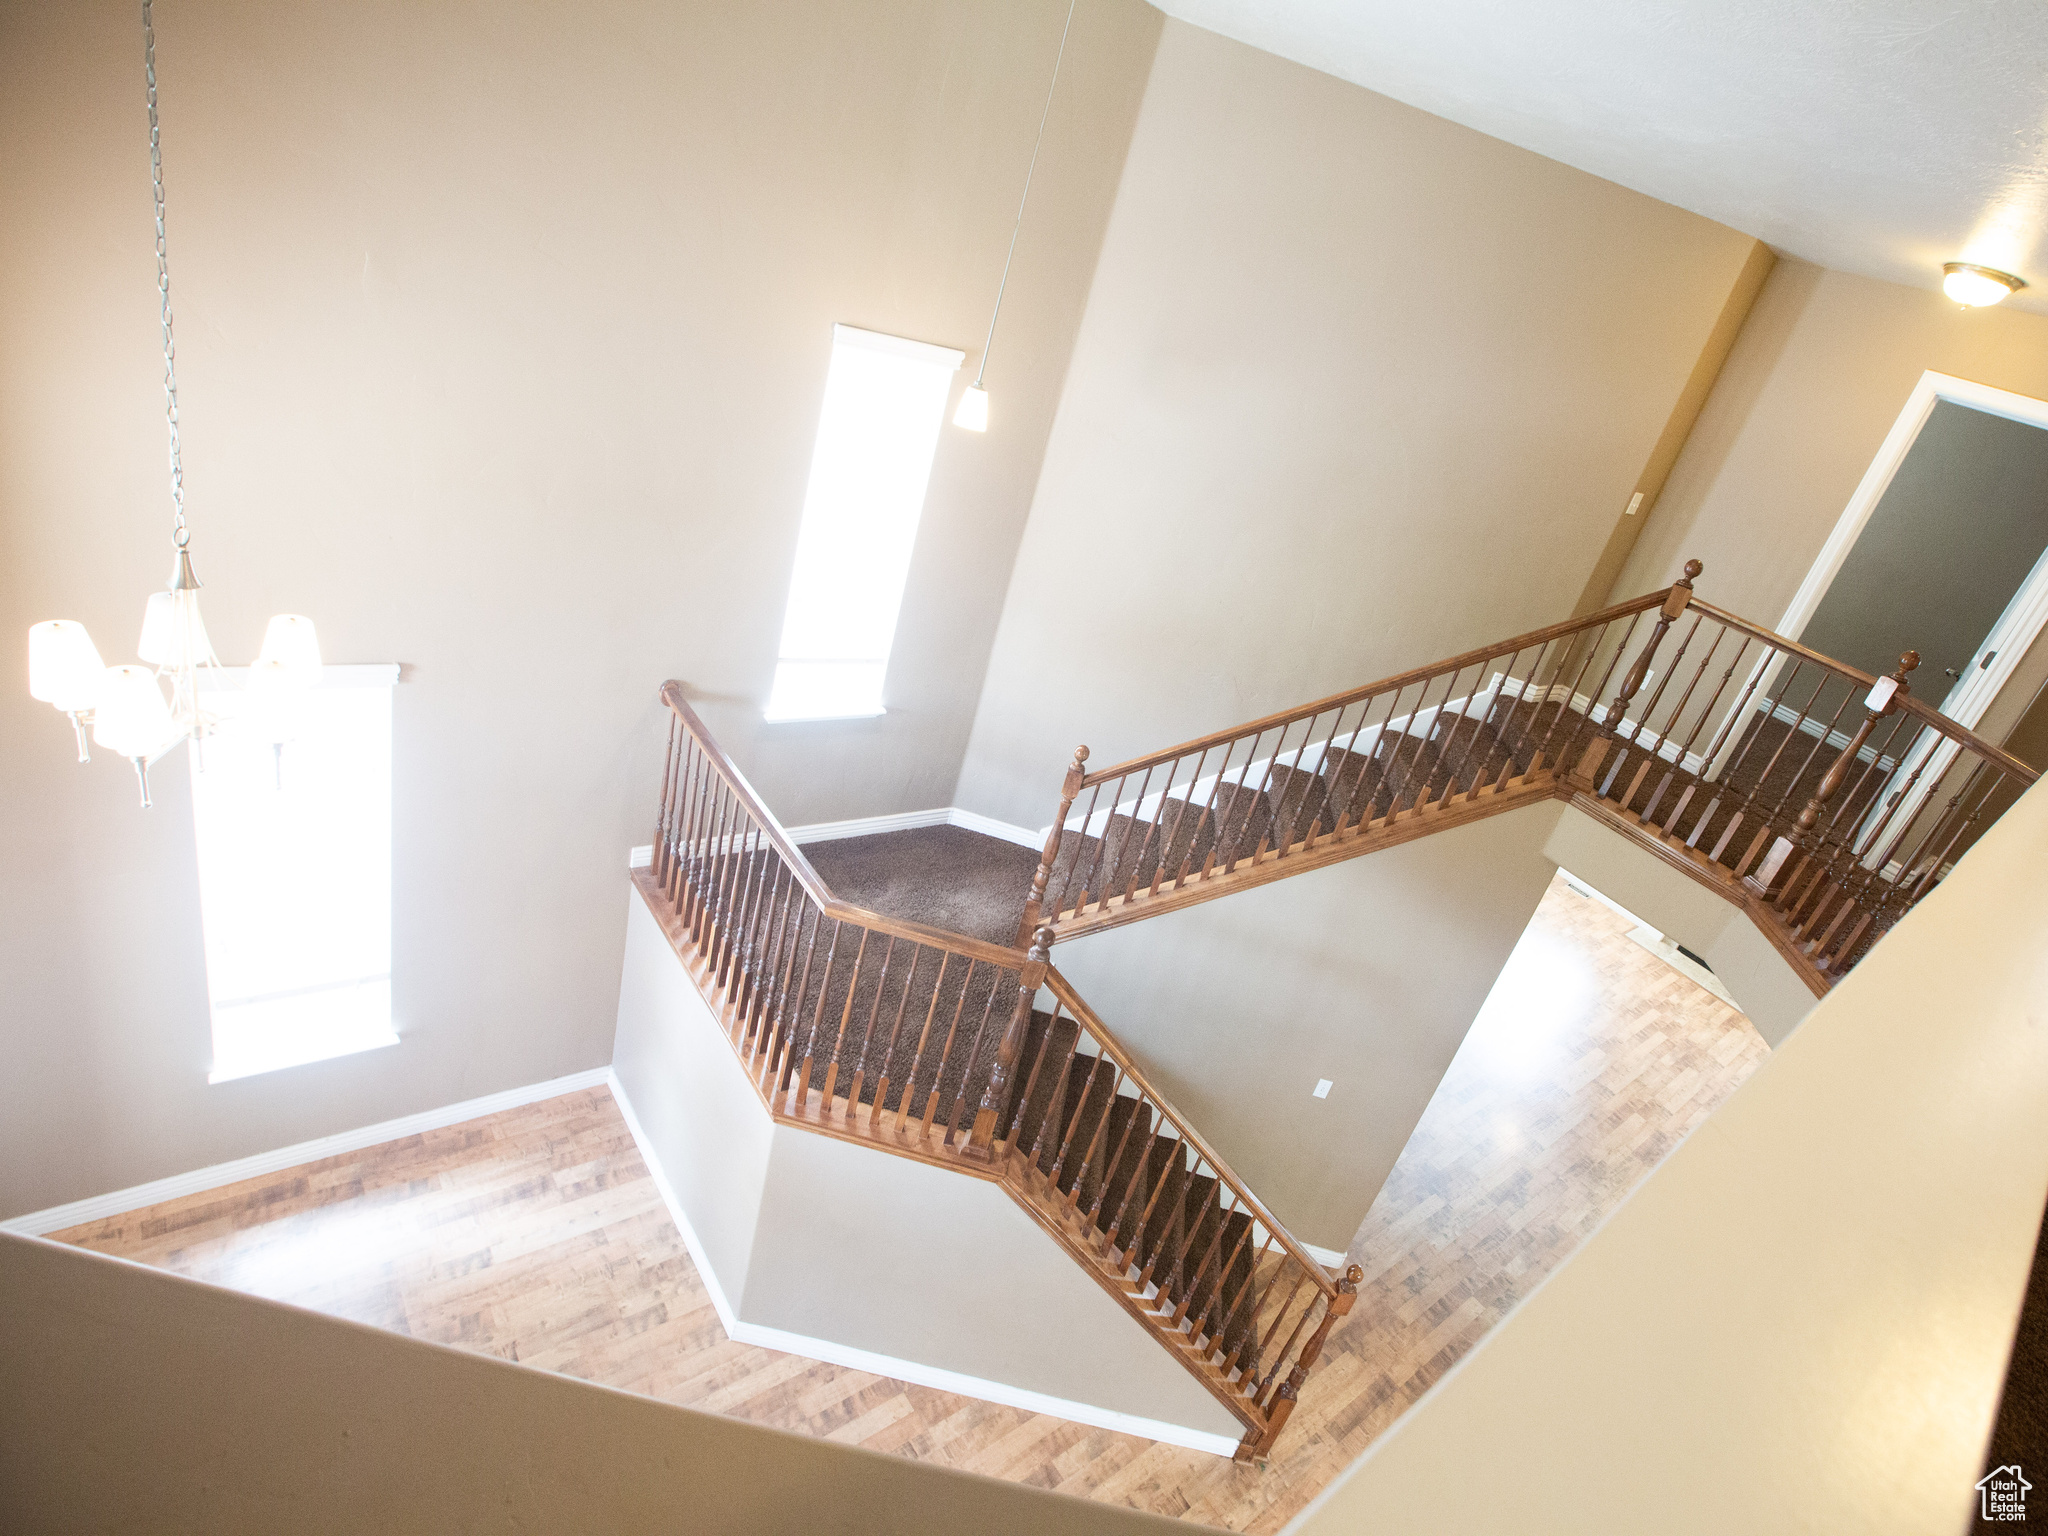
left=944, top=980, right=1008, bottom=1144
left=1493, top=639, right=1556, bottom=776
left=1539, top=616, right=1625, bottom=769
left=868, top=945, right=922, bottom=1123
left=1018, top=747, right=1089, bottom=944
left=892, top=951, right=950, bottom=1134
left=1243, top=1265, right=1361, bottom=1461
left=1048, top=1049, right=1113, bottom=1190
left=848, top=934, right=899, bottom=1113
left=1002, top=1002, right=1066, bottom=1149
left=1572, top=559, right=1700, bottom=791
left=1172, top=1181, right=1241, bottom=1328
left=1748, top=652, right=1916, bottom=899
left=1026, top=1037, right=1082, bottom=1172
left=1105, top=1105, right=1171, bottom=1253
left=918, top=964, right=976, bottom=1138
left=1254, top=1284, right=1321, bottom=1409
left=1076, top=775, right=1131, bottom=918
left=743, top=866, right=791, bottom=1055
left=1438, top=653, right=1513, bottom=799
left=1719, top=663, right=1831, bottom=872
left=1055, top=781, right=1105, bottom=919
left=792, top=917, right=843, bottom=1109
left=653, top=714, right=680, bottom=886
left=1784, top=680, right=1924, bottom=930
left=1132, top=1137, right=1190, bottom=1286
left=1086, top=1077, right=1151, bottom=1229
left=819, top=929, right=876, bottom=1110
left=1216, top=1230, right=1278, bottom=1375
left=1154, top=747, right=1210, bottom=894
left=1190, top=1200, right=1262, bottom=1345
left=971, top=929, right=1053, bottom=1153
left=671, top=745, right=706, bottom=915
left=765, top=900, right=816, bottom=1094
left=1129, top=756, right=1185, bottom=888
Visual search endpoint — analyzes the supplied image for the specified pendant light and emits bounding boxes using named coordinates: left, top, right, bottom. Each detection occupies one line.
left=27, top=0, right=320, bottom=807
left=954, top=0, right=1080, bottom=433
left=1942, top=262, right=2026, bottom=308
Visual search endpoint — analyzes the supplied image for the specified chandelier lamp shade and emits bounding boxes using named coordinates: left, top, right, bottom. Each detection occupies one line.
left=25, top=0, right=320, bottom=808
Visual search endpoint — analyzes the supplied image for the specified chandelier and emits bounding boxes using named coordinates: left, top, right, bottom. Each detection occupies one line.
left=27, top=0, right=320, bottom=807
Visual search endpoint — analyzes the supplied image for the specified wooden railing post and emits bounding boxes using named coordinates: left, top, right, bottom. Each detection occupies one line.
left=970, top=925, right=1054, bottom=1155
left=1798, top=650, right=1916, bottom=833
left=1572, top=558, right=1701, bottom=788
left=1749, top=650, right=1918, bottom=898
left=1239, top=1263, right=1361, bottom=1463
left=1017, top=746, right=1089, bottom=945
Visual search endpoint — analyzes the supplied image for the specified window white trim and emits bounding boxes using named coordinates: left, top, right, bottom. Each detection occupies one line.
left=764, top=324, right=963, bottom=724
left=190, top=664, right=399, bottom=1084
left=830, top=324, right=965, bottom=369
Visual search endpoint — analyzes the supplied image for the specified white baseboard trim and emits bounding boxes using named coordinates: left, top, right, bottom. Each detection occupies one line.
left=788, top=807, right=954, bottom=844
left=603, top=1068, right=743, bottom=1337
left=944, top=807, right=1044, bottom=850
left=728, top=1317, right=1241, bottom=1459
left=606, top=1070, right=1237, bottom=1457
left=629, top=807, right=1045, bottom=870
left=0, top=1067, right=616, bottom=1237
left=1302, top=1241, right=1349, bottom=1271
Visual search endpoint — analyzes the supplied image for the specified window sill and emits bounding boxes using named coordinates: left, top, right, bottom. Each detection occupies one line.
left=762, top=707, right=888, bottom=724
left=209, top=1030, right=399, bottom=1085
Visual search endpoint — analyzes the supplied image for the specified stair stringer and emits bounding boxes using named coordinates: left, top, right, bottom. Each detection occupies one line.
left=615, top=874, right=1259, bottom=1453
left=1042, top=755, right=1834, bottom=1015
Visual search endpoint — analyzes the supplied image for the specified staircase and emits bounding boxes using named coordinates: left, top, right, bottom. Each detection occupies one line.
left=1017, top=561, right=2038, bottom=993
left=642, top=561, right=2036, bottom=1462
left=639, top=693, right=1354, bottom=1462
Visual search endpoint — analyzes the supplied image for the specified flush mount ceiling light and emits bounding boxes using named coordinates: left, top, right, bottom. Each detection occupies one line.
left=1942, top=262, right=2026, bottom=308
left=953, top=0, right=1079, bottom=434
left=27, top=0, right=320, bottom=807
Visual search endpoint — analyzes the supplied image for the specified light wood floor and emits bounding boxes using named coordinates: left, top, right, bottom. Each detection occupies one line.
left=57, top=869, right=1767, bottom=1531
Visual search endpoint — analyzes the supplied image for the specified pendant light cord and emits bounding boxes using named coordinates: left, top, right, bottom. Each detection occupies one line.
left=143, top=0, right=187, bottom=551
left=972, top=0, right=1079, bottom=391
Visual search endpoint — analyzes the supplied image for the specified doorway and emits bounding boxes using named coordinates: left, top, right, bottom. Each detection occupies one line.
left=1778, top=372, right=2048, bottom=730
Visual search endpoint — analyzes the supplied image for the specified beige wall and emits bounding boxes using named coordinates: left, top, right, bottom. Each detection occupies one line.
left=0, top=1232, right=1182, bottom=1535
left=0, top=0, right=1160, bottom=1219
left=953, top=18, right=1766, bottom=830
left=1055, top=803, right=1567, bottom=1251
left=1283, top=785, right=2048, bottom=1535
left=1610, top=259, right=2048, bottom=750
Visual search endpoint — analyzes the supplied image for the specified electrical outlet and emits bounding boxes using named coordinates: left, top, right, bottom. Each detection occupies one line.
left=1313, top=1079, right=1333, bottom=1099
left=1624, top=491, right=1645, bottom=517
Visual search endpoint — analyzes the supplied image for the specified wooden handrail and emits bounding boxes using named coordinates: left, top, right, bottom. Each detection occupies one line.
left=1043, top=967, right=1338, bottom=1299
left=660, top=682, right=1029, bottom=969
left=1683, top=602, right=2041, bottom=784
left=1075, top=591, right=1670, bottom=789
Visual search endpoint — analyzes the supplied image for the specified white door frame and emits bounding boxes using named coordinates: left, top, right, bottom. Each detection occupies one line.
left=1707, top=371, right=2048, bottom=789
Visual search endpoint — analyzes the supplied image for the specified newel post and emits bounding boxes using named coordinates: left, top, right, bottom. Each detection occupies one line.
left=970, top=925, right=1055, bottom=1156
left=1239, top=1263, right=1362, bottom=1463
left=1572, top=558, right=1701, bottom=789
left=1016, top=746, right=1089, bottom=947
left=1749, top=651, right=1918, bottom=898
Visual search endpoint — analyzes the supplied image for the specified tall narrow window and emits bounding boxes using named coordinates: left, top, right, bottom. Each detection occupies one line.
left=765, top=325, right=963, bottom=722
left=191, top=665, right=397, bottom=1083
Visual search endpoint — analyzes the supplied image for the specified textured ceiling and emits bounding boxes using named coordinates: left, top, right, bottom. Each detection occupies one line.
left=1155, top=0, right=2048, bottom=313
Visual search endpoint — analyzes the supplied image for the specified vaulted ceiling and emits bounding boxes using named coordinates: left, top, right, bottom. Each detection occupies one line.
left=1157, top=0, right=2048, bottom=313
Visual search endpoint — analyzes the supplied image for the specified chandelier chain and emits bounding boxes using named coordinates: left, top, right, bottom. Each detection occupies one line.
left=973, top=0, right=1078, bottom=390
left=142, top=0, right=187, bottom=551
